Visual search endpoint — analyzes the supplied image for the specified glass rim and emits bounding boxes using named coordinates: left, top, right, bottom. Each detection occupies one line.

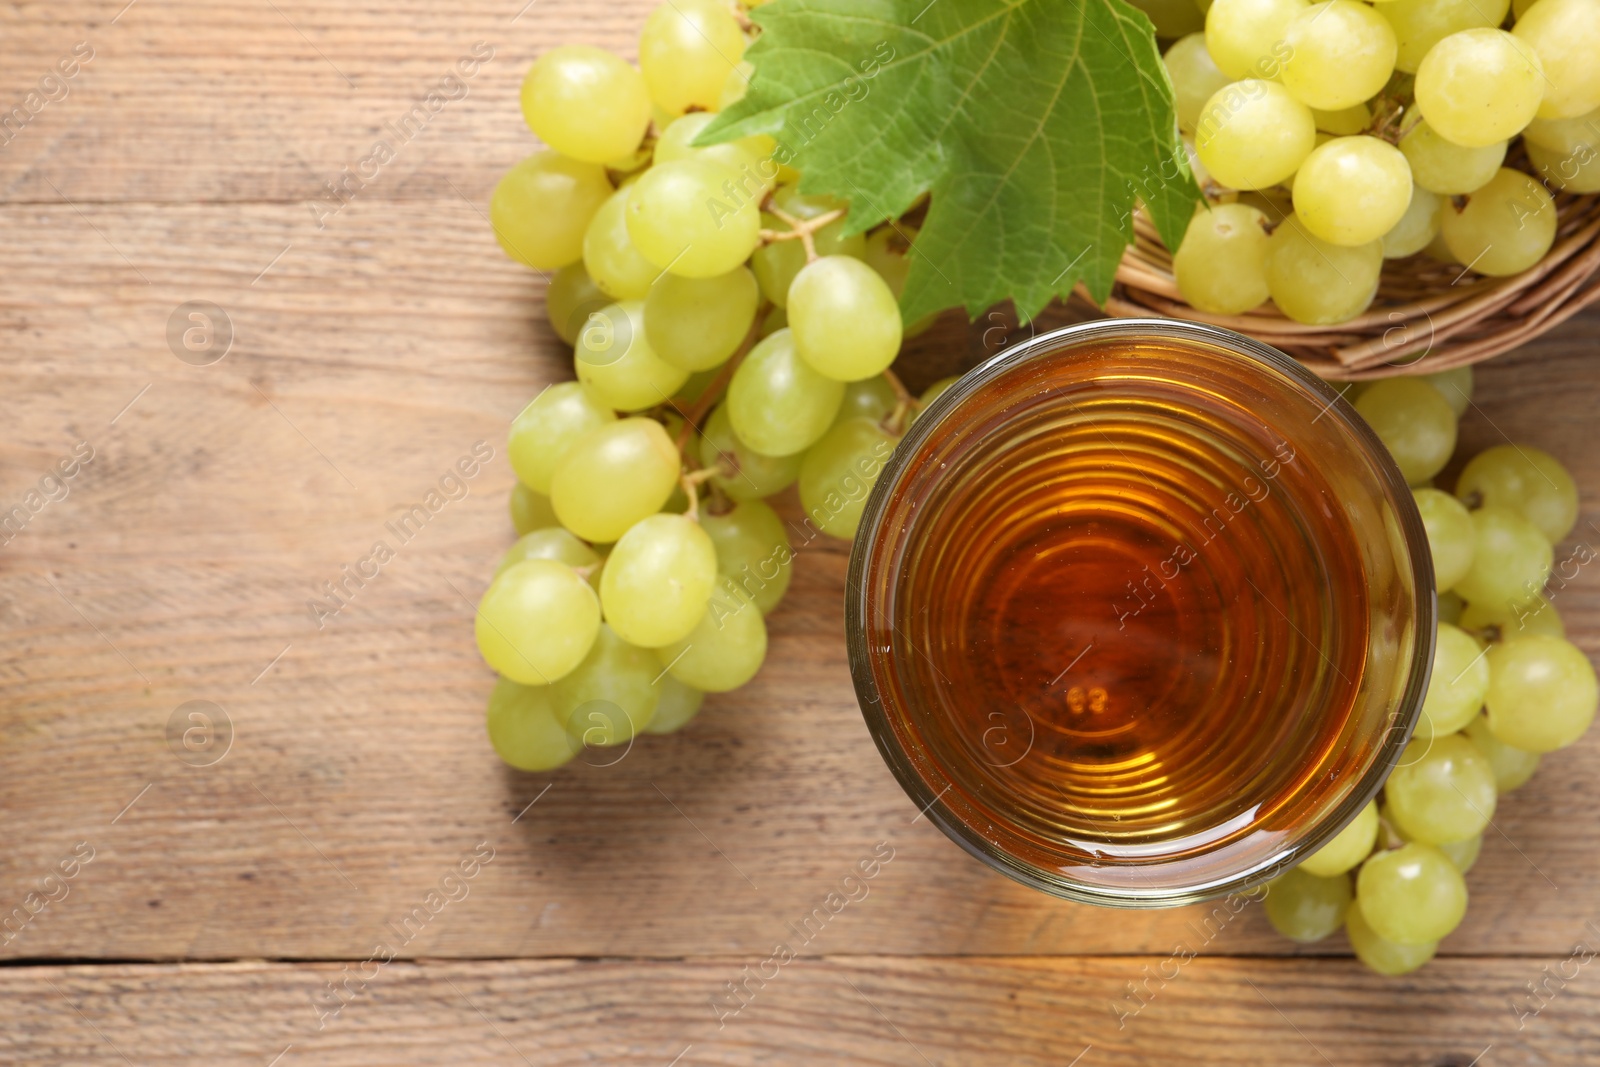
left=844, top=317, right=1438, bottom=908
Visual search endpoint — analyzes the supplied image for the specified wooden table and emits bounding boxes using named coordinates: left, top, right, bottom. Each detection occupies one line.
left=2, top=2, right=1597, bottom=1063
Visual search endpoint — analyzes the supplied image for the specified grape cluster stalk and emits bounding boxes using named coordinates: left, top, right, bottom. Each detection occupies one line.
left=477, top=0, right=954, bottom=771
left=1264, top=369, right=1597, bottom=974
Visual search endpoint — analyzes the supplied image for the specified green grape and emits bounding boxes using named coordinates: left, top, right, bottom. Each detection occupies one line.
left=1420, top=622, right=1492, bottom=737
left=1281, top=2, right=1398, bottom=110
left=861, top=226, right=940, bottom=337
left=1356, top=841, right=1468, bottom=944
left=1205, top=0, right=1309, bottom=79
left=1464, top=713, right=1542, bottom=792
left=1398, top=121, right=1506, bottom=196
left=655, top=577, right=768, bottom=691
left=675, top=367, right=722, bottom=406
left=1264, top=867, right=1351, bottom=942
left=475, top=560, right=600, bottom=686
left=789, top=256, right=904, bottom=382
left=726, top=329, right=845, bottom=457
left=1299, top=798, right=1379, bottom=877
left=1513, top=0, right=1600, bottom=119
left=759, top=305, right=789, bottom=338
left=1377, top=0, right=1511, bottom=73
left=798, top=417, right=899, bottom=540
left=1452, top=505, right=1554, bottom=612
left=1424, top=229, right=1459, bottom=264
left=1413, top=488, right=1476, bottom=592
left=1438, top=590, right=1465, bottom=626
left=1415, top=30, right=1545, bottom=148
left=1523, top=105, right=1600, bottom=154
left=1382, top=188, right=1443, bottom=259
left=550, top=418, right=682, bottom=544
left=1195, top=80, right=1318, bottom=190
left=719, top=60, right=754, bottom=111
left=1460, top=593, right=1564, bottom=643
left=1421, top=364, right=1473, bottom=416
left=1164, top=33, right=1232, bottom=134
left=908, top=376, right=959, bottom=428
left=510, top=483, right=559, bottom=536
left=752, top=190, right=867, bottom=308
left=655, top=112, right=776, bottom=196
left=1484, top=634, right=1599, bottom=752
left=1131, top=0, right=1207, bottom=35
left=1314, top=102, right=1372, bottom=136
left=696, top=402, right=803, bottom=503
left=1354, top=378, right=1457, bottom=485
left=644, top=267, right=759, bottom=372
left=1291, top=136, right=1413, bottom=247
left=639, top=0, right=746, bottom=117
left=1345, top=900, right=1438, bottom=975
left=1528, top=140, right=1600, bottom=193
left=485, top=678, right=578, bottom=772
left=626, top=159, right=761, bottom=279
left=1386, top=735, right=1497, bottom=843
left=520, top=45, right=652, bottom=164
left=1265, top=214, right=1383, bottom=324
left=1439, top=168, right=1557, bottom=277
left=1437, top=833, right=1482, bottom=873
left=585, top=187, right=665, bottom=300
left=547, top=262, right=610, bottom=346
left=645, top=676, right=706, bottom=734
left=699, top=499, right=793, bottom=614
left=509, top=381, right=616, bottom=494
left=1174, top=203, right=1271, bottom=313
left=599, top=513, right=718, bottom=648
left=490, top=153, right=613, bottom=271
left=495, top=528, right=601, bottom=584
left=835, top=375, right=899, bottom=427
left=574, top=301, right=688, bottom=411
left=550, top=624, right=659, bottom=745
left=1455, top=444, right=1579, bottom=543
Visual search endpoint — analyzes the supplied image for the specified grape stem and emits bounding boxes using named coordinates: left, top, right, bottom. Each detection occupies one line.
left=762, top=204, right=848, bottom=263
left=882, top=369, right=920, bottom=436
left=679, top=468, right=718, bottom=523
left=672, top=309, right=768, bottom=453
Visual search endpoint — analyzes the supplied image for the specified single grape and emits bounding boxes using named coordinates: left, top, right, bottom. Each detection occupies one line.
left=655, top=112, right=776, bottom=196
left=1292, top=136, right=1413, bottom=246
left=547, top=263, right=611, bottom=347
left=1460, top=593, right=1565, bottom=643
left=1354, top=378, right=1458, bottom=484
left=1345, top=900, right=1438, bottom=975
left=1205, top=0, right=1309, bottom=79
left=1452, top=505, right=1554, bottom=612
left=509, top=381, right=616, bottom=494
left=655, top=577, right=769, bottom=691
left=644, top=676, right=706, bottom=735
left=1437, top=833, right=1482, bottom=873
left=1381, top=188, right=1443, bottom=259
left=1281, top=1, right=1398, bottom=111
left=1131, top=0, right=1207, bottom=35
left=1195, top=80, right=1318, bottom=190
left=1377, top=0, right=1511, bottom=73
left=644, top=267, right=760, bottom=372
left=1386, top=735, right=1497, bottom=843
left=1414, top=488, right=1476, bottom=592
left=1164, top=33, right=1232, bottom=134
left=789, top=256, right=904, bottom=382
left=862, top=226, right=940, bottom=338
left=475, top=559, right=600, bottom=686
left=752, top=190, right=867, bottom=308
left=1415, top=29, right=1545, bottom=148
left=1264, top=867, right=1352, bottom=942
left=798, top=418, right=899, bottom=540
left=585, top=187, right=666, bottom=300
left=575, top=301, right=689, bottom=411
left=485, top=678, right=578, bottom=772
left=1356, top=841, right=1468, bottom=944
left=1421, top=365, right=1473, bottom=416
left=1485, top=634, right=1599, bottom=752
left=1463, top=713, right=1542, bottom=792
left=1523, top=105, right=1600, bottom=154
left=521, top=45, right=652, bottom=164
left=700, top=498, right=794, bottom=614
left=1398, top=121, right=1506, bottom=195
left=726, top=329, right=845, bottom=457
left=1265, top=214, right=1383, bottom=324
left=495, top=527, right=602, bottom=585
left=1299, top=798, right=1379, bottom=877
left=1174, top=203, right=1271, bottom=313
left=696, top=402, right=804, bottom=503
left=1420, top=623, right=1491, bottom=737
left=639, top=0, right=746, bottom=117
left=510, top=483, right=559, bottom=536
left=550, top=418, right=681, bottom=544
left=1455, top=444, right=1579, bottom=543
left=1512, top=0, right=1600, bottom=119
left=550, top=624, right=660, bottom=745
left=600, top=513, right=719, bottom=648
left=490, top=153, right=614, bottom=270
left=626, top=159, right=761, bottom=278
left=1314, top=103, right=1372, bottom=136
left=1528, top=140, right=1600, bottom=193
left=835, top=375, right=899, bottom=427
left=1439, top=169, right=1558, bottom=277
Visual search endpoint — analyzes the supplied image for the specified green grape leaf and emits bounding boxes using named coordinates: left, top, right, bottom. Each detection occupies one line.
left=701, top=0, right=1200, bottom=324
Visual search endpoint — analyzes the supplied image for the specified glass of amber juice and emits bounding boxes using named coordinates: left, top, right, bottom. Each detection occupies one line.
left=847, top=319, right=1435, bottom=907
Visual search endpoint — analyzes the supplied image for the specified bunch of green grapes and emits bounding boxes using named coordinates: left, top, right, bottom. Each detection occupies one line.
left=1264, top=369, right=1595, bottom=974
left=477, top=0, right=953, bottom=772
left=1152, top=0, right=1600, bottom=325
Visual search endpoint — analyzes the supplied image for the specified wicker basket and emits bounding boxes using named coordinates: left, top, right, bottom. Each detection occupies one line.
left=1095, top=191, right=1600, bottom=381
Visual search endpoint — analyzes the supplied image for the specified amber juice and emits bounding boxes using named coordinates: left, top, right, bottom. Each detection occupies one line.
left=847, top=322, right=1433, bottom=906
